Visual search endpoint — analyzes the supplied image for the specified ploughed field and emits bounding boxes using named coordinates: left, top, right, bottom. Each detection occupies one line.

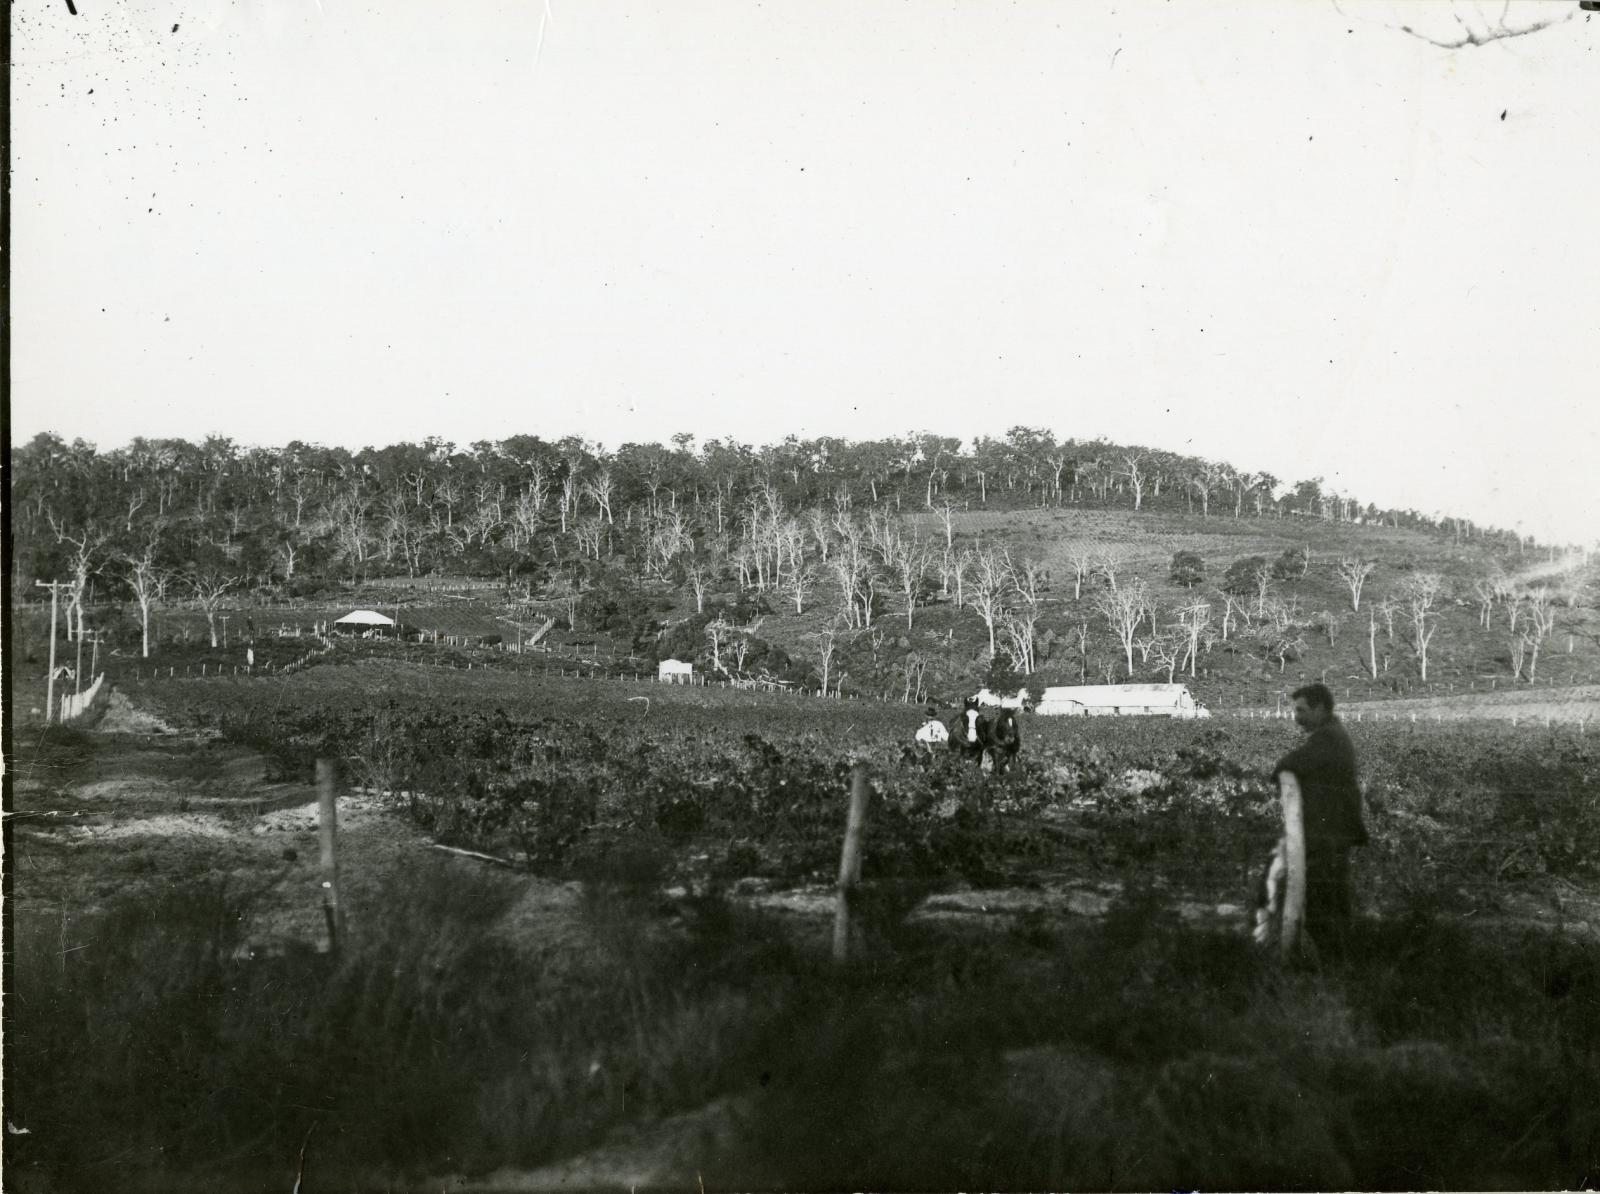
left=7, top=660, right=1600, bottom=1192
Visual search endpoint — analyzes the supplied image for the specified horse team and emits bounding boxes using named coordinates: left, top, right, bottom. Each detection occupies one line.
left=917, top=693, right=1024, bottom=775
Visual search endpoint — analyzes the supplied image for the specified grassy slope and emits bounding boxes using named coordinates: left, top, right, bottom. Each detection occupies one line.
left=9, top=506, right=1596, bottom=728
left=741, top=506, right=1600, bottom=710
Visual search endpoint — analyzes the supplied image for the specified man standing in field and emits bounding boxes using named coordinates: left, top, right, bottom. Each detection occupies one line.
left=1271, top=682, right=1369, bottom=955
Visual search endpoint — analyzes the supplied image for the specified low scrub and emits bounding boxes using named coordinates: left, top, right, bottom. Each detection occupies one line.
left=5, top=867, right=797, bottom=1192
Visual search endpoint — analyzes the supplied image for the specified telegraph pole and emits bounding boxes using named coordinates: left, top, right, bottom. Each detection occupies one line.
left=35, top=580, right=68, bottom=724
left=86, top=628, right=106, bottom=678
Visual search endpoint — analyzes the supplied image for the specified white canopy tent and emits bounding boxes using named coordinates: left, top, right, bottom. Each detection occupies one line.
left=334, top=609, right=396, bottom=628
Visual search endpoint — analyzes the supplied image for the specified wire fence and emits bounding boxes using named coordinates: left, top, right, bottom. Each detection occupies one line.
left=115, top=649, right=1596, bottom=730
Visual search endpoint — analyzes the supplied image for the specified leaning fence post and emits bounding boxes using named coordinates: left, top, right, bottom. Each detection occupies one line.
left=1279, top=771, right=1307, bottom=957
left=832, top=761, right=872, bottom=964
left=317, top=758, right=346, bottom=953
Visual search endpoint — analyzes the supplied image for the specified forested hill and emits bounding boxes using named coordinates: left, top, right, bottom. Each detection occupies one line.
left=9, top=427, right=1542, bottom=592
left=11, top=428, right=1595, bottom=707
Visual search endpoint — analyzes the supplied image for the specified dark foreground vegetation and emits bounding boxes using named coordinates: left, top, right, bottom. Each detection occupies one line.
left=6, top=662, right=1599, bottom=1191
left=9, top=854, right=1599, bottom=1191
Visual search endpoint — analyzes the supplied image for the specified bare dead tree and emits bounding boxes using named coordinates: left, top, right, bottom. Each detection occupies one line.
left=1175, top=600, right=1211, bottom=676
left=1189, top=465, right=1225, bottom=518
left=558, top=469, right=580, bottom=534
left=686, top=561, right=710, bottom=614
left=1065, top=544, right=1096, bottom=601
left=704, top=616, right=732, bottom=674
left=952, top=547, right=974, bottom=609
left=1094, top=549, right=1126, bottom=594
left=1072, top=621, right=1091, bottom=682
left=1264, top=627, right=1308, bottom=674
left=901, top=652, right=930, bottom=704
left=1522, top=586, right=1558, bottom=681
left=778, top=518, right=808, bottom=590
left=814, top=617, right=843, bottom=694
left=1376, top=594, right=1401, bottom=641
left=1253, top=561, right=1276, bottom=618
left=1505, top=589, right=1527, bottom=634
left=888, top=534, right=933, bottom=628
left=1215, top=589, right=1243, bottom=642
left=1119, top=453, right=1147, bottom=511
left=1472, top=575, right=1499, bottom=630
left=935, top=500, right=958, bottom=551
left=188, top=571, right=238, bottom=649
left=784, top=562, right=817, bottom=615
left=1400, top=572, right=1446, bottom=681
left=1336, top=557, right=1376, bottom=612
left=1095, top=578, right=1151, bottom=678
left=1133, top=632, right=1159, bottom=666
left=966, top=547, right=1014, bottom=658
left=123, top=537, right=167, bottom=659
left=1150, top=633, right=1184, bottom=683
left=1013, top=555, right=1049, bottom=607
left=830, top=553, right=862, bottom=629
left=1231, top=470, right=1255, bottom=518
left=803, top=507, right=834, bottom=565
left=47, top=515, right=102, bottom=643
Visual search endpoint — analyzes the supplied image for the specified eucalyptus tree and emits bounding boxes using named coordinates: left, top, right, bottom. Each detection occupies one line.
left=1399, top=572, right=1446, bottom=681
left=1337, top=557, right=1376, bottom=611
left=187, top=569, right=238, bottom=649
left=1094, top=577, right=1152, bottom=678
left=965, top=546, right=1014, bottom=657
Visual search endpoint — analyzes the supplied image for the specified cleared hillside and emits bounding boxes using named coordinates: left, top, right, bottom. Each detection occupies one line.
left=743, top=505, right=1598, bottom=711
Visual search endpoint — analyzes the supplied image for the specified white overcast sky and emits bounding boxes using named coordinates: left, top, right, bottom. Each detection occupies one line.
left=10, top=0, right=1599, bottom=544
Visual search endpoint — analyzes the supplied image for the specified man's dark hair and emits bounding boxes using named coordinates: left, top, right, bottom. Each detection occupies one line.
left=1291, top=682, right=1335, bottom=712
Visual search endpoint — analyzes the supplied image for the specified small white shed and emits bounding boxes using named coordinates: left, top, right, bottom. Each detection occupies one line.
left=657, top=659, right=695, bottom=684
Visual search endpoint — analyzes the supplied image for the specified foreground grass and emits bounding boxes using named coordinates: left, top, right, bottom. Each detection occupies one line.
left=7, top=857, right=1597, bottom=1192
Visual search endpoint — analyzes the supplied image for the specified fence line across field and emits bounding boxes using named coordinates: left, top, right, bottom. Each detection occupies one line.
left=116, top=662, right=1593, bottom=731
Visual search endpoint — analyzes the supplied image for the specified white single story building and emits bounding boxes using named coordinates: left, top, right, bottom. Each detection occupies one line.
left=1035, top=683, right=1210, bottom=718
left=658, top=659, right=695, bottom=684
left=975, top=687, right=1031, bottom=710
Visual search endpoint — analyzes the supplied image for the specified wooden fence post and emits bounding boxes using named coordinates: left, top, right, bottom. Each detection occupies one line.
left=1279, top=772, right=1306, bottom=957
left=832, top=761, right=871, bottom=964
left=317, top=758, right=346, bottom=953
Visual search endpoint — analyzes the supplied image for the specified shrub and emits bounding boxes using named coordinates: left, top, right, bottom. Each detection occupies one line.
left=1273, top=545, right=1309, bottom=580
left=1223, top=555, right=1268, bottom=595
left=7, top=865, right=792, bottom=1190
left=1169, top=550, right=1205, bottom=588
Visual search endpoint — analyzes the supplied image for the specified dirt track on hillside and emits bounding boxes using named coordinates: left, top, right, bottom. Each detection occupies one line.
left=1342, top=684, right=1600, bottom=724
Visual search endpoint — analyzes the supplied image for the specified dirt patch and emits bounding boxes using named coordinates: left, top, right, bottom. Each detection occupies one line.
left=95, top=688, right=176, bottom=734
left=1343, top=685, right=1600, bottom=724
left=84, top=813, right=238, bottom=841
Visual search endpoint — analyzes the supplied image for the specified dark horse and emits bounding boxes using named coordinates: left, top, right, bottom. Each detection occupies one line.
left=947, top=699, right=985, bottom=764
left=979, top=707, right=1022, bottom=775
left=948, top=701, right=1022, bottom=775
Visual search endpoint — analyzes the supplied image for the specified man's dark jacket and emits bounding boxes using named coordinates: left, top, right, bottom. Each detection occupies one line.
left=1272, top=717, right=1368, bottom=848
